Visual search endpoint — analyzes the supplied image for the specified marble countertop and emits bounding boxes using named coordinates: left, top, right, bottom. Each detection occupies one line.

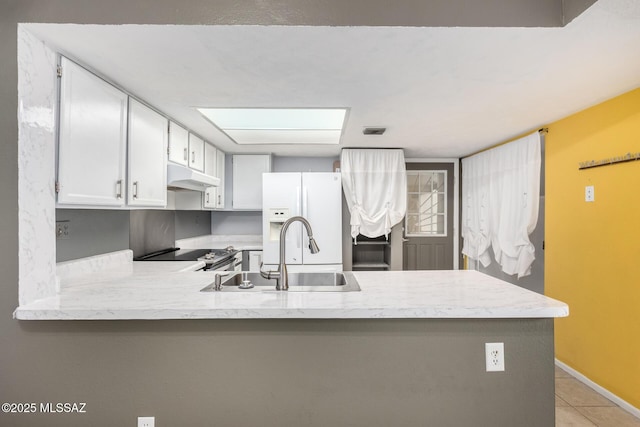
left=14, top=251, right=568, bottom=320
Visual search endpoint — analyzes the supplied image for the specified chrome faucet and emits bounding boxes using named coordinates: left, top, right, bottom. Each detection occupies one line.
left=260, top=216, right=320, bottom=290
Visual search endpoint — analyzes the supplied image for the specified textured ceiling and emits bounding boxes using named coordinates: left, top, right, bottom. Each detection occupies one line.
left=26, top=0, right=640, bottom=158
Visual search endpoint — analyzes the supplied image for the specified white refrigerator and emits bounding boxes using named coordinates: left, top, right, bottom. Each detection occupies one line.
left=262, top=172, right=342, bottom=271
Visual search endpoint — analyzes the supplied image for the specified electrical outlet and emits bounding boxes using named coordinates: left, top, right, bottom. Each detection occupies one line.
left=585, top=185, right=595, bottom=202
left=138, top=416, right=155, bottom=427
left=56, top=220, right=71, bottom=240
left=485, top=342, right=505, bottom=372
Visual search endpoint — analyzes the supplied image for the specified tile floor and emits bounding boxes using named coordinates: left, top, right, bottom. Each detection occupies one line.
left=555, top=366, right=640, bottom=427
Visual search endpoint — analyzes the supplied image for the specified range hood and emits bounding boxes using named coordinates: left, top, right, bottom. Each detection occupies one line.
left=167, top=163, right=220, bottom=191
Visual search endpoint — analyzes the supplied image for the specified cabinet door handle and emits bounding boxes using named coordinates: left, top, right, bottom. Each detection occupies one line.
left=191, top=151, right=195, bottom=164
left=183, top=148, right=188, bottom=161
left=133, top=181, right=139, bottom=199
left=218, top=194, right=221, bottom=204
left=206, top=192, right=210, bottom=203
left=116, top=179, right=123, bottom=199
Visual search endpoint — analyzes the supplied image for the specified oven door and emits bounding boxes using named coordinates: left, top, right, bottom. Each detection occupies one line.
left=207, top=256, right=237, bottom=272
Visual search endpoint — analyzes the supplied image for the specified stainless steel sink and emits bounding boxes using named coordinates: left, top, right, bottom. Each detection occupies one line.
left=200, top=271, right=361, bottom=292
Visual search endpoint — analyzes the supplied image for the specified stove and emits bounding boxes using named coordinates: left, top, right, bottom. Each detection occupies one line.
left=134, top=247, right=240, bottom=271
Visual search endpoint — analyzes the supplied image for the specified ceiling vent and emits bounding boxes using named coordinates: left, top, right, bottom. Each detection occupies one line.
left=363, top=127, right=386, bottom=135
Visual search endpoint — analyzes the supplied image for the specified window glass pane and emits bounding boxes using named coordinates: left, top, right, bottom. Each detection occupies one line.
left=419, top=173, right=432, bottom=193
left=407, top=172, right=419, bottom=193
left=405, top=169, right=447, bottom=237
left=419, top=217, right=435, bottom=234
left=407, top=214, right=420, bottom=234
left=407, top=194, right=420, bottom=213
left=418, top=192, right=434, bottom=212
left=437, top=193, right=445, bottom=214
left=433, top=172, right=445, bottom=192
left=436, top=214, right=445, bottom=233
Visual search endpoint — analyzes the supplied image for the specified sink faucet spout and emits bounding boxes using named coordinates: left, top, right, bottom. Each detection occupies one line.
left=259, top=216, right=320, bottom=290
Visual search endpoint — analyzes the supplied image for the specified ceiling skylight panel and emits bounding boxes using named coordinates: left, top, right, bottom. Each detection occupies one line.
left=196, top=107, right=347, bottom=145
left=224, top=129, right=343, bottom=144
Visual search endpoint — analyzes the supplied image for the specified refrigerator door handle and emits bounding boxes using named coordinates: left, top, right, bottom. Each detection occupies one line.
left=302, top=186, right=308, bottom=216
left=296, top=186, right=301, bottom=249
left=302, top=186, right=309, bottom=251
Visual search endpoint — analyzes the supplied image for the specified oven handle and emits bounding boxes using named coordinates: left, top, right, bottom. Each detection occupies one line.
left=209, top=256, right=237, bottom=271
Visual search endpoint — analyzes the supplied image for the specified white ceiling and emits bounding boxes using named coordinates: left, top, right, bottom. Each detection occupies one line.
left=26, top=0, right=640, bottom=158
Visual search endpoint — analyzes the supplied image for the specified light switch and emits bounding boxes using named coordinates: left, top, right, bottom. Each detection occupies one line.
left=585, top=185, right=594, bottom=202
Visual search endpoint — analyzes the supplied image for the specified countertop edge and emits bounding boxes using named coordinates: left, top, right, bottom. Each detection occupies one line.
left=13, top=306, right=569, bottom=321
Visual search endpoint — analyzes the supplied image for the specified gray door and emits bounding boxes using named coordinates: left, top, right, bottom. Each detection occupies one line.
left=403, top=162, right=455, bottom=270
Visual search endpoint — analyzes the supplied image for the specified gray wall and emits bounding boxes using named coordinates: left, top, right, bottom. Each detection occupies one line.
left=564, top=0, right=597, bottom=24
left=272, top=155, right=338, bottom=172
left=1, top=2, right=567, bottom=427
left=175, top=210, right=212, bottom=239
left=211, top=211, right=262, bottom=235
left=3, top=318, right=555, bottom=427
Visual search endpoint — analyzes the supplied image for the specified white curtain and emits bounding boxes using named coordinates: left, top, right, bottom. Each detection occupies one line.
left=341, top=149, right=407, bottom=240
left=461, top=149, right=492, bottom=267
left=462, top=132, right=541, bottom=278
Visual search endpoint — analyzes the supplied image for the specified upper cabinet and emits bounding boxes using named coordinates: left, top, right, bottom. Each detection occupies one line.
left=127, top=99, right=168, bottom=207
left=57, top=56, right=224, bottom=210
left=215, top=149, right=226, bottom=209
left=188, top=133, right=205, bottom=172
left=168, top=121, right=189, bottom=166
left=203, top=142, right=217, bottom=209
left=204, top=144, right=225, bottom=210
left=232, top=154, right=271, bottom=210
left=57, top=57, right=128, bottom=206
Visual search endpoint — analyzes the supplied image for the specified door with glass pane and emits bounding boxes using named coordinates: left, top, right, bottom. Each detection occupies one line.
left=403, top=163, right=454, bottom=270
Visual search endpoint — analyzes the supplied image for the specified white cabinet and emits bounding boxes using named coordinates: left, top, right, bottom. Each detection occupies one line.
left=127, top=99, right=168, bottom=207
left=57, top=57, right=128, bottom=206
left=232, top=154, right=271, bottom=210
left=204, top=142, right=217, bottom=177
left=188, top=133, right=205, bottom=172
left=204, top=146, right=226, bottom=210
left=215, top=149, right=225, bottom=209
left=203, top=187, right=216, bottom=209
left=248, top=251, right=263, bottom=271
left=203, top=143, right=217, bottom=209
left=168, top=121, right=189, bottom=166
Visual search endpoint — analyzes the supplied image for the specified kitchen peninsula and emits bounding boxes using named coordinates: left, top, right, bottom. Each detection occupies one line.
left=14, top=250, right=567, bottom=320
left=14, top=250, right=567, bottom=426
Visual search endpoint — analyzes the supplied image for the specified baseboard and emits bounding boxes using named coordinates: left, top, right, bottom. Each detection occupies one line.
left=555, top=359, right=640, bottom=419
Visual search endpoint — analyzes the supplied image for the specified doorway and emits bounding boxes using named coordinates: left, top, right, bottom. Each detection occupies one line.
left=403, top=162, right=456, bottom=270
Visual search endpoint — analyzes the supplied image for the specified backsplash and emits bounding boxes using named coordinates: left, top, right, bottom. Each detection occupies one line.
left=56, top=209, right=131, bottom=262
left=129, top=210, right=175, bottom=258
left=56, top=209, right=213, bottom=262
left=175, top=210, right=211, bottom=240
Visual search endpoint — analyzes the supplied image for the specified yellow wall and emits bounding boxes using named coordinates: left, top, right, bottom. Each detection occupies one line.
left=546, top=88, right=640, bottom=408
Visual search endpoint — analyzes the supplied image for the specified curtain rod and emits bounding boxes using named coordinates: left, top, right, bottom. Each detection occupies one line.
left=463, top=128, right=549, bottom=159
